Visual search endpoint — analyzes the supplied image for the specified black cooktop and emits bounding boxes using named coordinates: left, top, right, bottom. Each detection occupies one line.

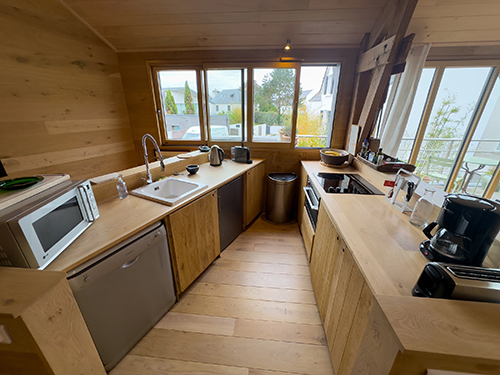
left=314, top=173, right=384, bottom=195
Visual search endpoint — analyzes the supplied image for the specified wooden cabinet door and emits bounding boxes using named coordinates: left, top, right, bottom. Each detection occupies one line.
left=309, top=204, right=342, bottom=321
left=244, top=163, right=266, bottom=226
left=167, top=191, right=220, bottom=293
left=297, top=165, right=308, bottom=227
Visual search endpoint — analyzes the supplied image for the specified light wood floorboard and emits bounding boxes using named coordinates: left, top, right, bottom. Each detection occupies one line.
left=187, top=282, right=317, bottom=304
left=110, top=217, right=333, bottom=375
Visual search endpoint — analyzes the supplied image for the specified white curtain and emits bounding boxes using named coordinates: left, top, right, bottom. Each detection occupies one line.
left=380, top=43, right=432, bottom=156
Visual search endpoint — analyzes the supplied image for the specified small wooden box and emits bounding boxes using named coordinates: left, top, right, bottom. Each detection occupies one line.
left=355, top=154, right=416, bottom=173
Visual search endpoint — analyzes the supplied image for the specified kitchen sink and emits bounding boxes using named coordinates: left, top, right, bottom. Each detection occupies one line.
left=131, top=177, right=207, bottom=206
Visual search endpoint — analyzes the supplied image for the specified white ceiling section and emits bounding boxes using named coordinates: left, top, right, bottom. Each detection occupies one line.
left=59, top=0, right=500, bottom=52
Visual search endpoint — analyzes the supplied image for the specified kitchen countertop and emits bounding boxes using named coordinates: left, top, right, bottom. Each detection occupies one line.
left=45, top=159, right=264, bottom=273
left=302, top=160, right=500, bottom=363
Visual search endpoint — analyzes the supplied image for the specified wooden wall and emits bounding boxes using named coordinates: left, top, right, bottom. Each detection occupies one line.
left=0, top=0, right=138, bottom=180
left=117, top=48, right=357, bottom=169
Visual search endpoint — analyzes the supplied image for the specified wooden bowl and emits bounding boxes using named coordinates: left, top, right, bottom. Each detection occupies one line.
left=320, top=149, right=349, bottom=165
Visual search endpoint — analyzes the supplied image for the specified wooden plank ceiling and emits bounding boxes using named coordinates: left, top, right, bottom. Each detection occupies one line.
left=59, top=0, right=500, bottom=52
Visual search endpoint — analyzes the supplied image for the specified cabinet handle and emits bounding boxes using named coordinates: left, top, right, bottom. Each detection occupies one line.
left=121, top=255, right=140, bottom=269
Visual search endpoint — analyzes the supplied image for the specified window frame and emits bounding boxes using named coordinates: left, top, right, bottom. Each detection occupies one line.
left=149, top=64, right=207, bottom=146
left=397, top=59, right=500, bottom=198
left=149, top=61, right=342, bottom=151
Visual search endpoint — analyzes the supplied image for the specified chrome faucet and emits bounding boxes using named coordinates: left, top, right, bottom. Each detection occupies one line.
left=142, top=134, right=165, bottom=184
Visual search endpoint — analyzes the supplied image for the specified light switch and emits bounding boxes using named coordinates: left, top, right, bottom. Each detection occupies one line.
left=0, top=325, right=12, bottom=344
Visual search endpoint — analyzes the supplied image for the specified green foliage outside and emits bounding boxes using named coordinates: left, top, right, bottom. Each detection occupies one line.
left=184, top=81, right=196, bottom=115
left=164, top=89, right=177, bottom=114
left=296, top=107, right=328, bottom=148
left=254, top=69, right=299, bottom=127
left=415, top=89, right=474, bottom=178
left=228, top=107, right=242, bottom=125
left=254, top=111, right=278, bottom=125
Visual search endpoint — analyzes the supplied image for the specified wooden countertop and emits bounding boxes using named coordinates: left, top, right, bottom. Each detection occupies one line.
left=45, top=159, right=264, bottom=273
left=301, top=160, right=500, bottom=362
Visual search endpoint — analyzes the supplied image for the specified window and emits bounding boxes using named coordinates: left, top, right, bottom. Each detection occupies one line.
left=253, top=67, right=298, bottom=143
left=381, top=62, right=500, bottom=200
left=151, top=62, right=341, bottom=149
left=296, top=65, right=340, bottom=148
left=155, top=69, right=203, bottom=142
left=206, top=69, right=246, bottom=142
left=395, top=68, right=436, bottom=162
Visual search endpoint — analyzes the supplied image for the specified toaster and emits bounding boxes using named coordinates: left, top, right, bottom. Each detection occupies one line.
left=412, top=262, right=500, bottom=303
left=231, top=146, right=252, bottom=164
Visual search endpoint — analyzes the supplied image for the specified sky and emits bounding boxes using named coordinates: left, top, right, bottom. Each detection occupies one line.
left=405, top=67, right=494, bottom=140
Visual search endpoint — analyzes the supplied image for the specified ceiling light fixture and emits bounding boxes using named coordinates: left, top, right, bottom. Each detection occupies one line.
left=284, top=39, right=291, bottom=51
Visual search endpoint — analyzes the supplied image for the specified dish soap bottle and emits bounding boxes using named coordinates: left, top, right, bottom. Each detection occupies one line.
left=361, top=139, right=369, bottom=158
left=410, top=188, right=435, bottom=228
left=116, top=175, right=128, bottom=199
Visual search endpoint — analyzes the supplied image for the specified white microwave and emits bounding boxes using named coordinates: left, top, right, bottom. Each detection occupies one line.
left=0, top=180, right=99, bottom=269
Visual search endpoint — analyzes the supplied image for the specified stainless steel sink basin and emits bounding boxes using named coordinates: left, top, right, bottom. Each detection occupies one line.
left=131, top=177, right=207, bottom=206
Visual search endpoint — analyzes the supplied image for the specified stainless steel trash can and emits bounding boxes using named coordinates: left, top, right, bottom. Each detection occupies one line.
left=266, top=172, right=297, bottom=224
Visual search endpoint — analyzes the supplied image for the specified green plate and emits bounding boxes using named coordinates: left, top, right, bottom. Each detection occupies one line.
left=0, top=176, right=44, bottom=191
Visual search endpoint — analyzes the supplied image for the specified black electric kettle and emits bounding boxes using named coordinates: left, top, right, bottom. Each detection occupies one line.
left=209, top=145, right=225, bottom=166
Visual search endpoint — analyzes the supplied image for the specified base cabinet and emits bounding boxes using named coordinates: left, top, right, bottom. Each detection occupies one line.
left=310, top=205, right=401, bottom=374
left=166, top=191, right=220, bottom=294
left=244, top=162, right=266, bottom=227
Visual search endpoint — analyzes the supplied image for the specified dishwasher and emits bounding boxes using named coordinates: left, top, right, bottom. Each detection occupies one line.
left=66, top=221, right=176, bottom=371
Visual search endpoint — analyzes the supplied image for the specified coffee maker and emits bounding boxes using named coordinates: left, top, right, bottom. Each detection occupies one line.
left=420, top=194, right=500, bottom=266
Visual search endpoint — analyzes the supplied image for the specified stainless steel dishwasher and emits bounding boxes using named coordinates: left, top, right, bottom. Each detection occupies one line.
left=67, top=221, right=176, bottom=371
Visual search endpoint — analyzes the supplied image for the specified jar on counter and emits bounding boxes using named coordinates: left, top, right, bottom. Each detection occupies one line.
left=410, top=188, right=435, bottom=228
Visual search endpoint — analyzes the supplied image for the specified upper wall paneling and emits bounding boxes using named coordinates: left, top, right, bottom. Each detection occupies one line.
left=0, top=0, right=138, bottom=180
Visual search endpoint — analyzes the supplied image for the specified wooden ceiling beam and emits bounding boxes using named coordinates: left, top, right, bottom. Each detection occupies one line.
left=353, top=0, right=419, bottom=153
left=356, top=35, right=395, bottom=73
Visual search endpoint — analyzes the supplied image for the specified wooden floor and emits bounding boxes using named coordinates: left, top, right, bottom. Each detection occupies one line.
left=109, top=217, right=334, bottom=375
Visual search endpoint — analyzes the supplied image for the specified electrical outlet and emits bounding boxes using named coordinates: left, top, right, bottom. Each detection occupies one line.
left=0, top=325, right=12, bottom=344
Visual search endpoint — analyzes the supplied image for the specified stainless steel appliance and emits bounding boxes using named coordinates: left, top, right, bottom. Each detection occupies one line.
left=67, top=222, right=176, bottom=371
left=231, top=146, right=252, bottom=164
left=421, top=194, right=500, bottom=266
left=0, top=180, right=99, bottom=269
left=218, top=176, right=243, bottom=251
left=314, top=173, right=384, bottom=195
left=209, top=145, right=225, bottom=166
left=413, top=262, right=500, bottom=303
left=303, top=177, right=320, bottom=231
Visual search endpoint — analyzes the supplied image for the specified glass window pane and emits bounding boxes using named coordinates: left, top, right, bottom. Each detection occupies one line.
left=414, top=67, right=491, bottom=190
left=253, top=68, right=296, bottom=143
left=296, top=65, right=340, bottom=148
left=158, top=70, right=200, bottom=141
left=397, top=68, right=436, bottom=162
left=206, top=69, right=246, bottom=142
left=458, top=73, right=500, bottom=197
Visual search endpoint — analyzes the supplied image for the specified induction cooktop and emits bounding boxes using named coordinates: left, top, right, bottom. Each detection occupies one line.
left=314, top=173, right=384, bottom=195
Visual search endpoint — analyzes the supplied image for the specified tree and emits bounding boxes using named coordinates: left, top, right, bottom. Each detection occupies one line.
left=228, top=107, right=242, bottom=125
left=423, top=90, right=473, bottom=158
left=184, top=81, right=195, bottom=114
left=164, top=89, right=177, bottom=114
left=416, top=89, right=474, bottom=176
left=296, top=107, right=327, bottom=147
left=255, top=69, right=297, bottom=126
